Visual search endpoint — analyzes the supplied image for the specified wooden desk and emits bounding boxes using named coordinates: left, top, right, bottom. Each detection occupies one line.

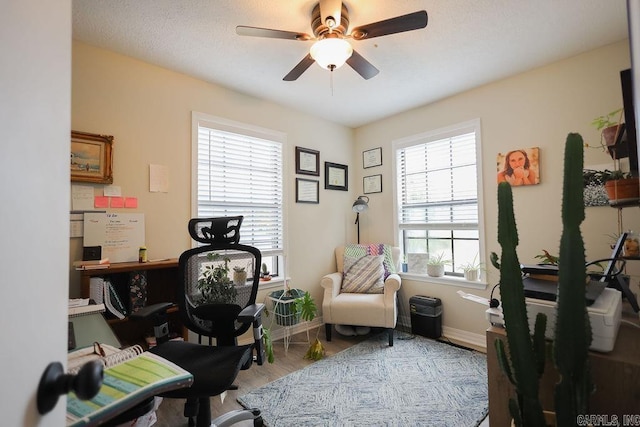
left=487, top=317, right=640, bottom=426
left=79, top=259, right=185, bottom=346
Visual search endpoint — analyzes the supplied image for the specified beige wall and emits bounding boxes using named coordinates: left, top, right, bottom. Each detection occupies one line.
left=354, top=40, right=639, bottom=340
left=71, top=41, right=354, bottom=309
left=72, top=39, right=639, bottom=345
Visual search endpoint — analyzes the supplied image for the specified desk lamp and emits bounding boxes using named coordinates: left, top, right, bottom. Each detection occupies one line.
left=352, top=196, right=369, bottom=244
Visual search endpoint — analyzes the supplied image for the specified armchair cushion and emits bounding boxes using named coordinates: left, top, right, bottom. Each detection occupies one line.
left=344, top=243, right=397, bottom=279
left=342, top=254, right=385, bottom=293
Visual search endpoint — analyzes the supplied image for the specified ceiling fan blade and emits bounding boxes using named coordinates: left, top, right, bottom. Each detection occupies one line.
left=319, top=0, right=342, bottom=30
left=283, top=54, right=316, bottom=81
left=350, top=10, right=428, bottom=40
left=346, top=50, right=379, bottom=80
left=236, top=26, right=312, bottom=41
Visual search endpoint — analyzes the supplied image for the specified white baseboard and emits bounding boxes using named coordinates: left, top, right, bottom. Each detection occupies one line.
left=398, top=313, right=486, bottom=352
left=241, top=314, right=487, bottom=352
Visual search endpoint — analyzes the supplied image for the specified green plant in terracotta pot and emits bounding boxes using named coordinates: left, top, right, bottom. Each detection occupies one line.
left=591, top=108, right=623, bottom=150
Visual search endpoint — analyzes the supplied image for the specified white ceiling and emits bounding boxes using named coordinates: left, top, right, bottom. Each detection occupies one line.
left=72, top=0, right=630, bottom=128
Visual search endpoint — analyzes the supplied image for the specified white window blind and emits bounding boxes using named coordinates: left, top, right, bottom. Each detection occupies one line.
left=196, top=122, right=283, bottom=257
left=397, top=132, right=478, bottom=230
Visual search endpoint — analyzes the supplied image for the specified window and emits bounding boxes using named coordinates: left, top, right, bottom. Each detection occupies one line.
left=394, top=119, right=484, bottom=279
left=193, top=112, right=285, bottom=278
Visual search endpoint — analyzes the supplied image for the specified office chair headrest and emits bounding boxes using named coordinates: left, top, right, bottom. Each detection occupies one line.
left=188, top=216, right=243, bottom=245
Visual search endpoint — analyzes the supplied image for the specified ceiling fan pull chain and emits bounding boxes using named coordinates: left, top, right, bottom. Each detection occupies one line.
left=330, top=70, right=334, bottom=96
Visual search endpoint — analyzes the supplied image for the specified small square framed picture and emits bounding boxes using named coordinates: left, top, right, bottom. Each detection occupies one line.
left=363, top=174, right=382, bottom=194
left=363, top=147, right=382, bottom=168
left=296, top=178, right=319, bottom=204
left=325, top=162, right=348, bottom=191
left=295, top=146, right=320, bottom=176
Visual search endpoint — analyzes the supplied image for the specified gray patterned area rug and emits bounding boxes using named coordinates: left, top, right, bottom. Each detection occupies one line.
left=238, top=333, right=488, bottom=426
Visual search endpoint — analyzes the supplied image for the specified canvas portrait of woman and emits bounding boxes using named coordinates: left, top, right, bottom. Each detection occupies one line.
left=496, top=147, right=540, bottom=186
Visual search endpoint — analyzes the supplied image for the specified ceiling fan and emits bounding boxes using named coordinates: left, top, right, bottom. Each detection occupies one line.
left=236, top=0, right=428, bottom=81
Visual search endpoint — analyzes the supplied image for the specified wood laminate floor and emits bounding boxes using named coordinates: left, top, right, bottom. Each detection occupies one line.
left=155, top=328, right=370, bottom=426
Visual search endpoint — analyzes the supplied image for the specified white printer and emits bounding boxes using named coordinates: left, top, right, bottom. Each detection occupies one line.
left=525, top=287, right=622, bottom=352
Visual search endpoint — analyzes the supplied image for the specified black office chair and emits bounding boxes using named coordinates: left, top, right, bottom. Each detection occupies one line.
left=131, top=216, right=266, bottom=427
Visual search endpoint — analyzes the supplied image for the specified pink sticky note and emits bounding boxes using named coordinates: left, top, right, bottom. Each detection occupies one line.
left=124, top=197, right=138, bottom=208
left=94, top=196, right=109, bottom=208
left=110, top=197, right=125, bottom=208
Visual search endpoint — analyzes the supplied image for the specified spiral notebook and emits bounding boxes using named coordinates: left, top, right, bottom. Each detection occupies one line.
left=66, top=344, right=193, bottom=427
left=67, top=343, right=143, bottom=374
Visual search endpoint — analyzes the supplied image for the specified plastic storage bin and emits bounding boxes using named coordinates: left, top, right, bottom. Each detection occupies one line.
left=409, top=295, right=442, bottom=338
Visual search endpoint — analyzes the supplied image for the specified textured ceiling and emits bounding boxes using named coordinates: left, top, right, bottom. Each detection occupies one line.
left=72, top=0, right=630, bottom=128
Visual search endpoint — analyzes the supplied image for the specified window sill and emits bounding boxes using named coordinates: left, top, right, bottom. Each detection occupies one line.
left=258, top=276, right=286, bottom=291
left=399, top=272, right=488, bottom=290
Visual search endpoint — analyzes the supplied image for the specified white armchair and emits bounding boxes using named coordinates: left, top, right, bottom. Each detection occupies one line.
left=321, top=245, right=402, bottom=346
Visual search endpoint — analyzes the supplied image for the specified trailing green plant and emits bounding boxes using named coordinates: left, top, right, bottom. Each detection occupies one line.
left=590, top=109, right=622, bottom=131
left=197, top=253, right=237, bottom=304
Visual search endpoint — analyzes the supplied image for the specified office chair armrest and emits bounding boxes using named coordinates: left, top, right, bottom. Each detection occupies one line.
left=237, top=303, right=266, bottom=365
left=237, top=303, right=265, bottom=323
left=128, top=302, right=174, bottom=321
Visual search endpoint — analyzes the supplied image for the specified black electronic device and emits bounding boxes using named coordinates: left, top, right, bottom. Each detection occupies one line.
left=621, top=68, right=638, bottom=173
left=68, top=321, right=76, bottom=351
left=522, top=277, right=606, bottom=306
left=83, top=246, right=102, bottom=261
left=409, top=295, right=442, bottom=339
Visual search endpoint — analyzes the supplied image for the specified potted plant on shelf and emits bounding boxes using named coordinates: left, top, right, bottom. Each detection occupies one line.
left=426, top=252, right=450, bottom=277
left=591, top=108, right=623, bottom=156
left=196, top=253, right=237, bottom=304
left=232, top=265, right=247, bottom=286
left=459, top=255, right=483, bottom=281
left=260, top=263, right=271, bottom=281
left=601, top=169, right=640, bottom=205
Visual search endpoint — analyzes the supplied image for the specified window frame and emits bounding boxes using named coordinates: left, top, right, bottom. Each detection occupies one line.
left=191, top=112, right=288, bottom=283
left=392, top=118, right=486, bottom=289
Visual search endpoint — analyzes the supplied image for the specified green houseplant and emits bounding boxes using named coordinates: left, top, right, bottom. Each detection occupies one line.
left=426, top=252, right=450, bottom=277
left=267, top=287, right=324, bottom=360
left=493, top=133, right=593, bottom=427
left=196, top=253, right=237, bottom=305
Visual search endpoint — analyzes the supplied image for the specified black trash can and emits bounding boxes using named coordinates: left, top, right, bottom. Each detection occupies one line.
left=409, top=295, right=442, bottom=339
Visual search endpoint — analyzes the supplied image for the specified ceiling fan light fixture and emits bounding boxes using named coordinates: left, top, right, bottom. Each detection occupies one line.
left=310, top=38, right=353, bottom=70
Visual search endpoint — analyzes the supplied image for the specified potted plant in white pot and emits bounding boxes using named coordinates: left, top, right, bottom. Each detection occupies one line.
left=459, top=255, right=483, bottom=281
left=426, top=252, right=450, bottom=277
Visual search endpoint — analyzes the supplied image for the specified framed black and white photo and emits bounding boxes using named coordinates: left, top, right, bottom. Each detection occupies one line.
left=295, top=146, right=320, bottom=176
left=325, top=162, right=348, bottom=191
left=363, top=147, right=382, bottom=169
left=296, top=178, right=319, bottom=204
left=363, top=174, right=382, bottom=194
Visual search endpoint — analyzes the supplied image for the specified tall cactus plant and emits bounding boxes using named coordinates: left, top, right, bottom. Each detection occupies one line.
left=553, top=133, right=592, bottom=426
left=494, top=181, right=547, bottom=427
left=493, top=133, right=593, bottom=427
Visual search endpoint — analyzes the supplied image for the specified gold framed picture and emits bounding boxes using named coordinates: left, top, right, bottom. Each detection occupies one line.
left=71, top=131, right=114, bottom=184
